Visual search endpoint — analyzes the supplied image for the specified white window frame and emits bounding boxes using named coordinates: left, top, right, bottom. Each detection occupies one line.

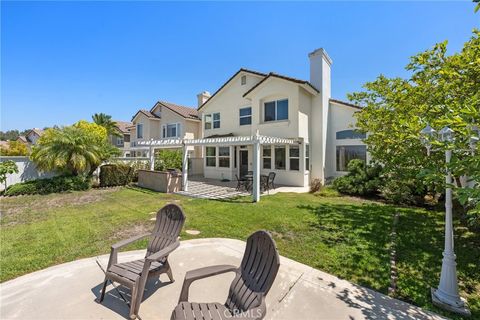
left=274, top=146, right=286, bottom=170
left=305, top=144, right=310, bottom=171
left=218, top=146, right=230, bottom=168
left=136, top=123, right=143, bottom=139
left=239, top=106, right=252, bottom=126
left=262, top=145, right=272, bottom=169
left=205, top=146, right=216, bottom=167
left=204, top=112, right=220, bottom=130
left=289, top=145, right=300, bottom=171
left=116, top=136, right=124, bottom=146
left=264, top=99, right=288, bottom=122
left=162, top=123, right=181, bottom=138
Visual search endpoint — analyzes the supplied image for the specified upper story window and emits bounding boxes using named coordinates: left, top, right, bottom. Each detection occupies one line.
left=239, top=107, right=252, bottom=126
left=162, top=123, right=181, bottom=138
left=205, top=112, right=220, bottom=130
left=264, top=99, right=288, bottom=122
left=136, top=124, right=143, bottom=139
left=241, top=75, right=247, bottom=85
left=116, top=136, right=124, bottom=146
left=336, top=130, right=366, bottom=140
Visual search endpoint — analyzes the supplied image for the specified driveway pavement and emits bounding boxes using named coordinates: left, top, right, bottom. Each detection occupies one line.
left=0, top=238, right=444, bottom=320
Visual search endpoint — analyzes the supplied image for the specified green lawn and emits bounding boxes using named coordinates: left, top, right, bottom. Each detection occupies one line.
left=1, top=187, right=478, bottom=319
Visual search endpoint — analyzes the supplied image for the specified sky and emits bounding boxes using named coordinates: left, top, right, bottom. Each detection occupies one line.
left=1, top=1, right=479, bottom=131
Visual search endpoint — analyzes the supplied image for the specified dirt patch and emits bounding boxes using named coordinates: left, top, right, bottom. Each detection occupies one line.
left=0, top=188, right=121, bottom=222
left=109, top=223, right=153, bottom=243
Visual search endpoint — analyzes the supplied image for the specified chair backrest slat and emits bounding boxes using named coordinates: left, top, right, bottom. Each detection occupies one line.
left=225, top=231, right=280, bottom=313
left=146, top=204, right=185, bottom=258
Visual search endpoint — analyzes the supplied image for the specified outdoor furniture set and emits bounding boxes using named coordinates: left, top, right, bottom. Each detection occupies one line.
left=97, top=203, right=280, bottom=320
left=236, top=172, right=276, bottom=193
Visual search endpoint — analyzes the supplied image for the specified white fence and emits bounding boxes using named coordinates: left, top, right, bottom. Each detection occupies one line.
left=0, top=156, right=56, bottom=191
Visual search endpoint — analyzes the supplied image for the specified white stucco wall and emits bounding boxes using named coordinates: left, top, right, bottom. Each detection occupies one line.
left=325, top=101, right=367, bottom=180
left=0, top=156, right=56, bottom=191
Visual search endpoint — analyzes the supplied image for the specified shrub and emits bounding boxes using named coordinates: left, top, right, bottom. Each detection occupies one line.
left=309, top=178, right=322, bottom=193
left=5, top=175, right=91, bottom=196
left=154, top=150, right=183, bottom=171
left=99, top=164, right=134, bottom=187
left=333, top=159, right=383, bottom=196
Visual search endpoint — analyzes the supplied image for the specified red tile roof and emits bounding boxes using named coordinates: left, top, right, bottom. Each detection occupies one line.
left=114, top=121, right=133, bottom=134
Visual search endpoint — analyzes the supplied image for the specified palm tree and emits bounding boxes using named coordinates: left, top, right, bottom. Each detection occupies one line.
left=92, top=113, right=121, bottom=137
left=31, top=126, right=112, bottom=176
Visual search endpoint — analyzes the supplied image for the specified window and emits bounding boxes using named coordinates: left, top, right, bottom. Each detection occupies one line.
left=137, top=124, right=143, bottom=139
left=116, top=137, right=124, bottom=146
left=241, top=75, right=246, bottom=85
left=336, top=130, right=366, bottom=140
left=205, top=113, right=220, bottom=129
left=204, top=114, right=212, bottom=130
left=206, top=147, right=216, bottom=167
left=239, top=107, right=252, bottom=126
left=213, top=113, right=220, bottom=128
left=305, top=144, right=310, bottom=171
left=336, top=145, right=367, bottom=171
left=289, top=146, right=299, bottom=171
left=264, top=99, right=288, bottom=122
left=275, top=146, right=286, bottom=170
left=262, top=146, right=271, bottom=169
left=218, top=147, right=230, bottom=168
left=163, top=123, right=180, bottom=138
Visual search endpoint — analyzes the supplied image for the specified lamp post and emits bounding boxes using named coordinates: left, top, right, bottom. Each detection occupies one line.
left=420, top=125, right=477, bottom=316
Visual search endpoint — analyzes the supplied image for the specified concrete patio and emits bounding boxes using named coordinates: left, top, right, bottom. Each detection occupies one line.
left=0, top=238, right=444, bottom=320
left=175, top=176, right=309, bottom=200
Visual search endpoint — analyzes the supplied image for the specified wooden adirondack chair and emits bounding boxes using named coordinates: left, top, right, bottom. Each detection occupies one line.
left=99, top=203, right=185, bottom=319
left=171, top=230, right=280, bottom=320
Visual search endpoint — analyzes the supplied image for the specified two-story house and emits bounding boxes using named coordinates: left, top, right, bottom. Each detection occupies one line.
left=17, top=128, right=44, bottom=146
left=109, top=121, right=133, bottom=157
left=130, top=101, right=202, bottom=169
left=196, top=48, right=366, bottom=187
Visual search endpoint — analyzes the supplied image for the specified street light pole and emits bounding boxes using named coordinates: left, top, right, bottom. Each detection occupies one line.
left=420, top=125, right=471, bottom=316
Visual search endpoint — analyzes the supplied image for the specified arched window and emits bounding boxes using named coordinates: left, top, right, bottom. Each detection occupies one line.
left=336, top=130, right=366, bottom=140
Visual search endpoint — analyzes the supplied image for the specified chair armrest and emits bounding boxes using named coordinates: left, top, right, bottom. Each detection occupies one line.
left=178, top=265, right=238, bottom=302
left=111, top=233, right=150, bottom=250
left=146, top=240, right=180, bottom=262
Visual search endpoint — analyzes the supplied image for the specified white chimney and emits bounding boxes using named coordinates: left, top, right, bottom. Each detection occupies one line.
left=197, top=91, right=211, bottom=108
left=308, top=48, right=332, bottom=184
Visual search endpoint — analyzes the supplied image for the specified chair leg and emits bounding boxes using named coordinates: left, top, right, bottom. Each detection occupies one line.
left=165, top=261, right=174, bottom=282
left=98, top=278, right=109, bottom=303
left=130, top=283, right=138, bottom=320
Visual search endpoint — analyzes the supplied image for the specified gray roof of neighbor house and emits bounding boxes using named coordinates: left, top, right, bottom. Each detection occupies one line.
left=114, top=121, right=133, bottom=134
left=27, top=128, right=45, bottom=137
left=16, top=136, right=28, bottom=143
left=154, top=101, right=199, bottom=120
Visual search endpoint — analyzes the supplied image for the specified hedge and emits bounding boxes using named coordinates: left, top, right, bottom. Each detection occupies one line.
left=4, top=175, right=91, bottom=196
left=99, top=164, right=134, bottom=187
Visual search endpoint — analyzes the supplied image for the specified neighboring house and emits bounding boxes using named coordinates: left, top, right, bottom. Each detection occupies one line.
left=16, top=128, right=44, bottom=146
left=110, top=121, right=133, bottom=157
left=195, top=48, right=366, bottom=186
left=130, top=101, right=202, bottom=167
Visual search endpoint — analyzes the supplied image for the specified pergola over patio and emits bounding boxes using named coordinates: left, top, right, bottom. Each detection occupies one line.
left=137, top=131, right=300, bottom=202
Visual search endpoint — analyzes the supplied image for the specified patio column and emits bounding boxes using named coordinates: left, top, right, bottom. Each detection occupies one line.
left=252, top=132, right=261, bottom=202
left=149, top=147, right=155, bottom=170
left=182, top=144, right=188, bottom=191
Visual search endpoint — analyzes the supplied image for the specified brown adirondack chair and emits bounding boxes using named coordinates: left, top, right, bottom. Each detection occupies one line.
left=99, top=203, right=185, bottom=319
left=171, top=230, right=280, bottom=320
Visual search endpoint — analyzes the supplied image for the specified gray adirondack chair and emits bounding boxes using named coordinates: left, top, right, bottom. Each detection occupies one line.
left=171, top=230, right=280, bottom=320
left=99, top=203, right=185, bottom=319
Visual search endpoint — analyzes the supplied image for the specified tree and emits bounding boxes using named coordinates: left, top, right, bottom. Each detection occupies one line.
left=154, top=150, right=183, bottom=171
left=0, top=160, right=19, bottom=191
left=348, top=30, right=479, bottom=222
left=0, top=141, right=29, bottom=156
left=92, top=113, right=121, bottom=137
left=31, top=122, right=120, bottom=176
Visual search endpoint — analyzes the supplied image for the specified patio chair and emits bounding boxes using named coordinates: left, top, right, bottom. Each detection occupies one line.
left=235, top=174, right=248, bottom=191
left=99, top=203, right=185, bottom=319
left=260, top=175, right=270, bottom=194
left=171, top=230, right=280, bottom=320
left=267, top=172, right=276, bottom=189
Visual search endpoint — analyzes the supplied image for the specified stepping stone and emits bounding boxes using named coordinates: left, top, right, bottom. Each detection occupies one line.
left=186, top=229, right=200, bottom=235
